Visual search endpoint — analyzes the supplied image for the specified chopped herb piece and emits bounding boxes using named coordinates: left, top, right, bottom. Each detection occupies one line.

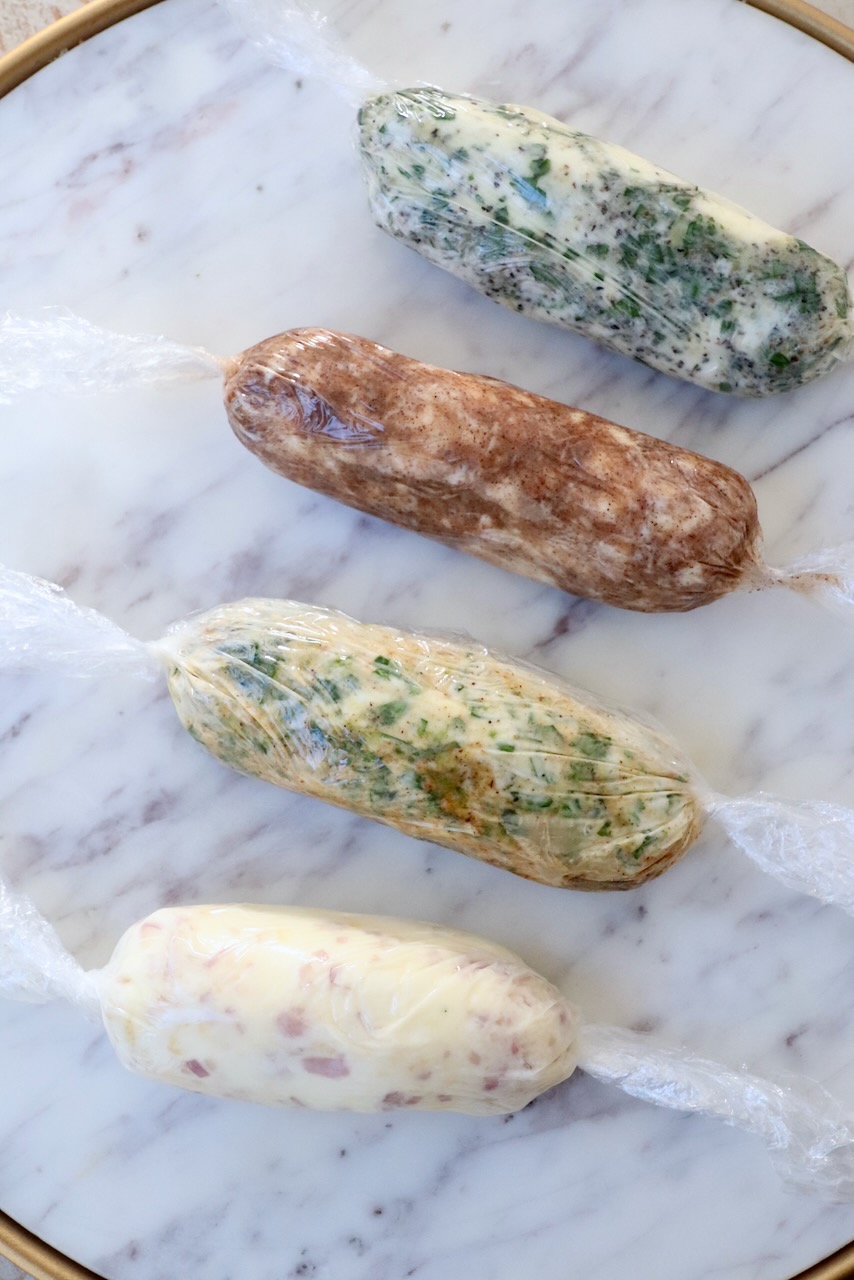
left=633, top=834, right=655, bottom=859
left=612, top=296, right=642, bottom=320
left=529, top=155, right=551, bottom=182
left=375, top=700, right=408, bottom=726
left=529, top=260, right=564, bottom=289
left=315, top=677, right=341, bottom=702
left=569, top=760, right=596, bottom=782
left=573, top=731, right=611, bottom=759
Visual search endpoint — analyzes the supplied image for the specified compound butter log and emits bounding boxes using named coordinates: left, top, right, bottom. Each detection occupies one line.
left=101, top=904, right=579, bottom=1114
left=224, top=329, right=764, bottom=613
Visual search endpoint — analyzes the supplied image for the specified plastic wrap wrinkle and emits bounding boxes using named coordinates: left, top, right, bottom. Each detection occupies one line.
left=768, top=540, right=854, bottom=619
left=0, top=566, right=158, bottom=679
left=0, top=879, right=101, bottom=1018
left=219, top=0, right=385, bottom=105
left=578, top=1024, right=854, bottom=1199
left=706, top=791, right=854, bottom=915
left=0, top=308, right=223, bottom=403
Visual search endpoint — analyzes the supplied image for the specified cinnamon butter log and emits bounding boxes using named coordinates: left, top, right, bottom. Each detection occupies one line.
left=224, top=328, right=767, bottom=613
left=2, top=311, right=847, bottom=615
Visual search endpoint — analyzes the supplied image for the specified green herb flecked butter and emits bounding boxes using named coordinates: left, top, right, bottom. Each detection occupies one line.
left=358, top=88, right=851, bottom=396
left=163, top=598, right=701, bottom=890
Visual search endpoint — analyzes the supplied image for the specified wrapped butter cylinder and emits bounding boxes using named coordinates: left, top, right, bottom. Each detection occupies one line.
left=102, top=904, right=576, bottom=1113
left=4, top=565, right=854, bottom=913
left=5, top=312, right=854, bottom=616
left=216, top=0, right=852, bottom=396
left=357, top=88, right=851, bottom=397
left=163, top=598, right=700, bottom=890
left=3, top=879, right=854, bottom=1197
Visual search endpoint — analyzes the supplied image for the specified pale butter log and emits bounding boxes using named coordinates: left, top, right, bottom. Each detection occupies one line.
left=100, top=904, right=578, bottom=1114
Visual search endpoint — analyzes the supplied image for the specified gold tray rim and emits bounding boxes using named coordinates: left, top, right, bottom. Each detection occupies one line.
left=0, top=0, right=852, bottom=1276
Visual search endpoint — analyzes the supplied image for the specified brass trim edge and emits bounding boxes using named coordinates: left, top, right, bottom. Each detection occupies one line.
left=798, top=1241, right=854, bottom=1280
left=744, top=0, right=854, bottom=59
left=0, top=0, right=162, bottom=98
left=0, top=1212, right=104, bottom=1280
left=0, top=0, right=852, bottom=1278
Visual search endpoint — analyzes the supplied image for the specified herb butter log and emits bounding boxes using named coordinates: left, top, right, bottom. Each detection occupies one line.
left=357, top=90, right=852, bottom=395
left=225, top=328, right=763, bottom=613
left=7, top=566, right=854, bottom=912
left=165, top=599, right=700, bottom=889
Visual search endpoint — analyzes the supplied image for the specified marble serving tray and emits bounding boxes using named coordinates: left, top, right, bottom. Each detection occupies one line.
left=1, top=1, right=854, bottom=1278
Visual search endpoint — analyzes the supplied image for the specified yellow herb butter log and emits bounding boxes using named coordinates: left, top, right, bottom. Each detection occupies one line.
left=4, top=567, right=854, bottom=913
left=163, top=598, right=701, bottom=891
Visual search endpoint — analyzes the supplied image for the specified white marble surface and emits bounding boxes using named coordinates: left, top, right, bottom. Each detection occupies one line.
left=1, top=1, right=854, bottom=1278
left=0, top=0, right=850, bottom=55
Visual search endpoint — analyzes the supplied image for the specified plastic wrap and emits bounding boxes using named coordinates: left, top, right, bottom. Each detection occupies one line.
left=2, top=882, right=853, bottom=1194
left=4, top=565, right=854, bottom=911
left=0, top=308, right=223, bottom=402
left=215, top=0, right=853, bottom=397
left=0, top=567, right=158, bottom=679
left=0, top=877, right=100, bottom=1016
left=220, top=0, right=385, bottom=106
left=706, top=792, right=854, bottom=915
left=762, top=541, right=854, bottom=620
left=577, top=1025, right=854, bottom=1201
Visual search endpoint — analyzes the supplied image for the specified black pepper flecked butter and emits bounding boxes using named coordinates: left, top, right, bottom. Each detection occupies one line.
left=358, top=88, right=852, bottom=396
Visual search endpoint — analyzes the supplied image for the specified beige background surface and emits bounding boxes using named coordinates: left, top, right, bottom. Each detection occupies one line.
left=0, top=0, right=853, bottom=53
left=0, top=1255, right=26, bottom=1280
